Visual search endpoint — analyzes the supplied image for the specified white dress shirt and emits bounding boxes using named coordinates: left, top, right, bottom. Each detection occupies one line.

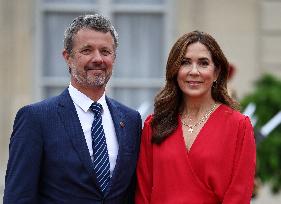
left=68, top=84, right=118, bottom=176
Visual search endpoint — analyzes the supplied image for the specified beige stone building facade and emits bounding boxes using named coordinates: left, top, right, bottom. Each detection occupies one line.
left=1, top=0, right=281, bottom=202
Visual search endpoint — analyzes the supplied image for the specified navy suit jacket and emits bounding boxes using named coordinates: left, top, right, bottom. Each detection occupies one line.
left=4, top=89, right=142, bottom=204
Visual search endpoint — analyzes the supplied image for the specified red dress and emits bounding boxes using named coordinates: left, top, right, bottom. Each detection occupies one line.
left=135, top=105, right=256, bottom=204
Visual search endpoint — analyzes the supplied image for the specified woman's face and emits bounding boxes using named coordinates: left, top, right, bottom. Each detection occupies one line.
left=177, top=42, right=219, bottom=100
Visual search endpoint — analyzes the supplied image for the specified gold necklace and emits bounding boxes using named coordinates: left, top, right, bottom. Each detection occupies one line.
left=181, top=103, right=217, bottom=133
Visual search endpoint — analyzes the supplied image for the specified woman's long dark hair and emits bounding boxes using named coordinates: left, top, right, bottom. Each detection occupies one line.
left=151, top=30, right=239, bottom=144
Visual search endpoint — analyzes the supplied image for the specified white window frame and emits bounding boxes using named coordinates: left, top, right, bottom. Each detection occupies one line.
left=34, top=0, right=174, bottom=104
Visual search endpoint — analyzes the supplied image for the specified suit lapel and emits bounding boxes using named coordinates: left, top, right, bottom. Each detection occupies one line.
left=57, top=89, right=97, bottom=182
left=105, top=97, right=126, bottom=194
left=57, top=92, right=131, bottom=196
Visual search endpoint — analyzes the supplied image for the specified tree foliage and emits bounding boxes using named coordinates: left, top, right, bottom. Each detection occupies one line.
left=240, top=74, right=281, bottom=193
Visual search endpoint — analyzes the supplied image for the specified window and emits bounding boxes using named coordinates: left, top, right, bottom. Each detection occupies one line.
left=36, top=0, right=173, bottom=118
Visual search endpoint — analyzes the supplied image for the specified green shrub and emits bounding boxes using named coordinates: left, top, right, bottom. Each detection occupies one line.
left=240, top=74, right=281, bottom=193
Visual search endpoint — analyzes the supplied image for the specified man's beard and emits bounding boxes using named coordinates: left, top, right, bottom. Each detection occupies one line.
left=71, top=65, right=111, bottom=88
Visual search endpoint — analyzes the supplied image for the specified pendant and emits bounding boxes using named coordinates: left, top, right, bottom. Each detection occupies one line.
left=188, top=127, right=193, bottom=133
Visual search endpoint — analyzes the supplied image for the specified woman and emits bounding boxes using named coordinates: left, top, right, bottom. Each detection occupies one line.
left=135, top=31, right=256, bottom=204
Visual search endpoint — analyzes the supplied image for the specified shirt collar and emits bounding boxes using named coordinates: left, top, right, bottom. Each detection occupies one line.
left=68, top=83, right=106, bottom=113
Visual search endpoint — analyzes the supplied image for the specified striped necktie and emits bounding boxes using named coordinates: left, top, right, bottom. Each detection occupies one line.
left=90, top=102, right=110, bottom=194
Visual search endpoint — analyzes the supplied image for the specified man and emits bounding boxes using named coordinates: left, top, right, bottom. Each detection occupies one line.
left=3, top=14, right=142, bottom=204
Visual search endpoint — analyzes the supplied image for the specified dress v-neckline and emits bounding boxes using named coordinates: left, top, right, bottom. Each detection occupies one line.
left=179, top=104, right=222, bottom=154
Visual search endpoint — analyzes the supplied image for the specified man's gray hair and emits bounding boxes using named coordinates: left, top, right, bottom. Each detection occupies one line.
left=64, top=14, right=119, bottom=54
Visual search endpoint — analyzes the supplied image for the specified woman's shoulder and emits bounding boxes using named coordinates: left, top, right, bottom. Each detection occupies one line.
left=218, top=104, right=251, bottom=128
left=217, top=104, right=253, bottom=135
left=143, top=114, right=154, bottom=125
left=140, top=114, right=155, bottom=143
left=219, top=104, right=249, bottom=122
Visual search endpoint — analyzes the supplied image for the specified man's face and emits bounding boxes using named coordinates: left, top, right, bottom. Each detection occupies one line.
left=63, top=28, right=115, bottom=90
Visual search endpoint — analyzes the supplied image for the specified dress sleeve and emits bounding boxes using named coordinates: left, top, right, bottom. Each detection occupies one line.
left=135, top=115, right=153, bottom=204
left=222, top=116, right=256, bottom=204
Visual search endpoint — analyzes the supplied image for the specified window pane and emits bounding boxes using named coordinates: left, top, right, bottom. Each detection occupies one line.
left=111, top=87, right=159, bottom=117
left=113, top=13, right=165, bottom=78
left=44, top=86, right=66, bottom=98
left=113, top=0, right=163, bottom=4
left=43, top=12, right=96, bottom=77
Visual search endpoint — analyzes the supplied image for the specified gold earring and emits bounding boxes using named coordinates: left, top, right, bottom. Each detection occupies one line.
left=212, top=80, right=217, bottom=88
